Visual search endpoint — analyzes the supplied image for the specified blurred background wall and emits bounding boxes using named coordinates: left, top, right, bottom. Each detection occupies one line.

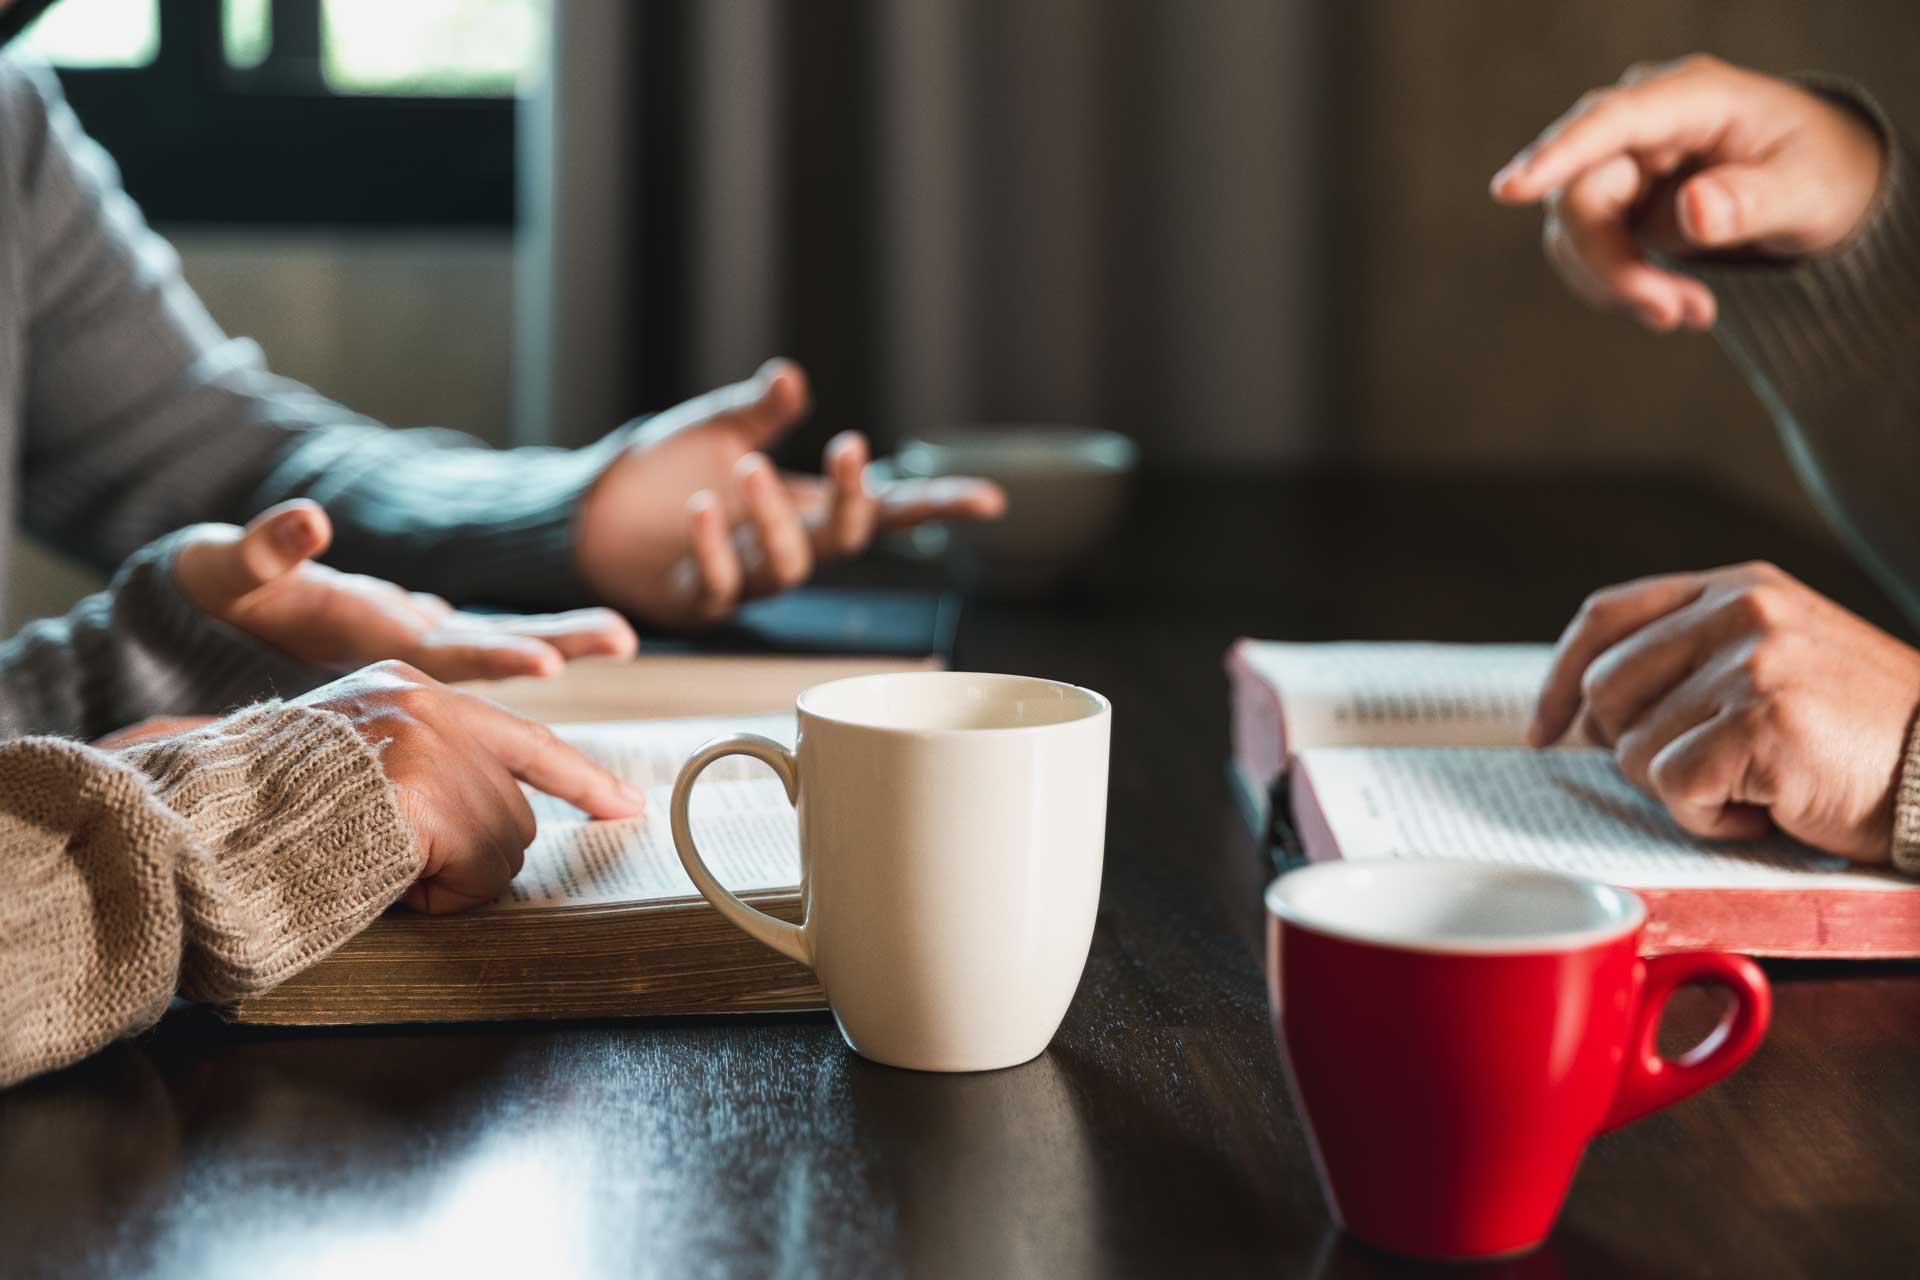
left=1332, top=0, right=1920, bottom=524
left=14, top=0, right=1920, bottom=622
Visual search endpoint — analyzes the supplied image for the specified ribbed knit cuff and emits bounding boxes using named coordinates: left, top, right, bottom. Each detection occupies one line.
left=1686, top=77, right=1920, bottom=398
left=107, top=527, right=339, bottom=716
left=121, top=701, right=422, bottom=1001
left=1894, top=708, right=1920, bottom=876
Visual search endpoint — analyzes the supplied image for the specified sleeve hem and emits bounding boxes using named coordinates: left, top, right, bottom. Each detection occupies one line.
left=1684, top=77, right=1920, bottom=398
left=1890, top=703, right=1920, bottom=876
left=121, top=701, right=424, bottom=999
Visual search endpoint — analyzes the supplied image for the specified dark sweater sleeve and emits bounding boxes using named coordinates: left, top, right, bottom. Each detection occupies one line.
left=1684, top=78, right=1920, bottom=627
left=0, top=529, right=334, bottom=740
left=2, top=56, right=623, bottom=611
left=1679, top=79, right=1920, bottom=871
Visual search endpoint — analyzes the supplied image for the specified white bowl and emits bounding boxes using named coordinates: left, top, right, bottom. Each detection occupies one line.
left=892, top=425, right=1138, bottom=594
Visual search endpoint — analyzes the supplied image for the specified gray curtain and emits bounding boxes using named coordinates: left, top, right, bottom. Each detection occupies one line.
left=518, top=0, right=1327, bottom=469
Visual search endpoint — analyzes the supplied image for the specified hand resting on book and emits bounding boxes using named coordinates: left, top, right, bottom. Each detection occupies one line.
left=297, top=662, right=647, bottom=913
left=1531, top=561, right=1920, bottom=862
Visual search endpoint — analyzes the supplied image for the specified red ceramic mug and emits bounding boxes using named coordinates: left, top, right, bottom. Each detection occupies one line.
left=1265, top=860, right=1770, bottom=1261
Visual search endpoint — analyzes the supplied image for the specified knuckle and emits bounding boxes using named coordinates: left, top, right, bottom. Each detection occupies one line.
left=1723, top=583, right=1789, bottom=631
left=1676, top=51, right=1723, bottom=76
left=1646, top=745, right=1692, bottom=799
left=1578, top=663, right=1617, bottom=716
left=369, top=657, right=425, bottom=684
left=1576, top=587, right=1622, bottom=628
left=1730, top=696, right=1783, bottom=744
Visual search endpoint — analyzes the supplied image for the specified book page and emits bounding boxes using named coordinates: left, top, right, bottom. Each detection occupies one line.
left=526, top=713, right=795, bottom=826
left=1241, top=642, right=1553, bottom=751
left=1298, top=746, right=1912, bottom=891
left=496, top=777, right=800, bottom=910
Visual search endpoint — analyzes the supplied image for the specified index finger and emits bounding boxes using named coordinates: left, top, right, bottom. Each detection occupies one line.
left=1530, top=572, right=1708, bottom=747
left=448, top=692, right=647, bottom=821
left=1492, top=69, right=1729, bottom=204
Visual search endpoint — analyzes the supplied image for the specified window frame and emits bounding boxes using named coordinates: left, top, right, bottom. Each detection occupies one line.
left=22, top=0, right=517, bottom=228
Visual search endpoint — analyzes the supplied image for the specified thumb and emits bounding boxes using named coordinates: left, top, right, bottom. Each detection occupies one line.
left=722, top=357, right=812, bottom=449
left=192, top=501, right=332, bottom=611
left=1676, top=163, right=1809, bottom=251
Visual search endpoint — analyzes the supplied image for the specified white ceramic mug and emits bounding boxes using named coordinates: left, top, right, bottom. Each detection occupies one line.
left=671, top=671, right=1112, bottom=1072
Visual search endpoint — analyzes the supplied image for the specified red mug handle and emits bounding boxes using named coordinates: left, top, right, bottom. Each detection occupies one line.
left=1601, top=951, right=1772, bottom=1133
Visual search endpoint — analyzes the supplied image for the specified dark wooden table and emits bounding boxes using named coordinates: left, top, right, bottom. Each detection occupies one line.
left=6, top=472, right=1919, bottom=1279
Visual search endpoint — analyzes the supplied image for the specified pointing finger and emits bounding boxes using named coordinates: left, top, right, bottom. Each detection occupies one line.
left=450, top=691, right=647, bottom=820
left=1492, top=64, right=1732, bottom=204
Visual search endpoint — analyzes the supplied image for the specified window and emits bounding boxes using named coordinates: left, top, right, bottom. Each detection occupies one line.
left=6, top=0, right=546, bottom=227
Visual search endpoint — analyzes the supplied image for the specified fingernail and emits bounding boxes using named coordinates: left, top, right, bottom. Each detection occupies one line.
left=1687, top=179, right=1734, bottom=244
left=1490, top=151, right=1529, bottom=191
left=271, top=515, right=311, bottom=553
left=622, top=781, right=648, bottom=808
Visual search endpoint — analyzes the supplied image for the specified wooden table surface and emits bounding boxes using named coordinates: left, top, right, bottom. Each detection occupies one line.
left=5, top=472, right=1918, bottom=1279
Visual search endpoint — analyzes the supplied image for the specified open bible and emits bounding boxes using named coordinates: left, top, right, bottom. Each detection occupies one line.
left=1227, top=640, right=1920, bottom=957
left=225, top=713, right=823, bottom=1025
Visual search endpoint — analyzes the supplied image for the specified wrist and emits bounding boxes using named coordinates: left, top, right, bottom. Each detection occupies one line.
left=1790, top=74, right=1894, bottom=255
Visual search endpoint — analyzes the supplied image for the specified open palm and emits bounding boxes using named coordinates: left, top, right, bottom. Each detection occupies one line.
left=174, top=502, right=638, bottom=683
left=573, top=359, right=1006, bottom=627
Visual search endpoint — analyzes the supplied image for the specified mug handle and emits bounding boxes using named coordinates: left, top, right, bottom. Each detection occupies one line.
left=1600, top=951, right=1772, bottom=1132
left=670, top=733, right=812, bottom=968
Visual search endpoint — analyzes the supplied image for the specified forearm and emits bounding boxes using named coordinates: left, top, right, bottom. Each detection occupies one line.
left=238, top=418, right=630, bottom=608
left=0, top=705, right=417, bottom=1087
left=0, top=530, right=328, bottom=740
left=1687, top=81, right=1920, bottom=627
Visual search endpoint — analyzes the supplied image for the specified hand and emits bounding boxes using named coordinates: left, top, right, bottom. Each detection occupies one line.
left=294, top=661, right=647, bottom=912
left=176, top=502, right=638, bottom=682
left=1531, top=562, right=1920, bottom=862
left=1490, top=54, right=1885, bottom=331
left=573, top=359, right=1007, bottom=627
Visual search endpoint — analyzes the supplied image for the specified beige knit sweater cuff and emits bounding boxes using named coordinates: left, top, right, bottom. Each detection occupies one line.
left=0, top=703, right=419, bottom=1086
left=1892, top=711, right=1920, bottom=876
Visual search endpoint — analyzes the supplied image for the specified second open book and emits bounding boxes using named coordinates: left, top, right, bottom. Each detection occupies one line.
left=1227, top=640, right=1920, bottom=957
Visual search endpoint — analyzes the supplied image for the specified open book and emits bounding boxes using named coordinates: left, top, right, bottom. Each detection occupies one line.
left=226, top=711, right=822, bottom=1025
left=1227, top=640, right=1920, bottom=957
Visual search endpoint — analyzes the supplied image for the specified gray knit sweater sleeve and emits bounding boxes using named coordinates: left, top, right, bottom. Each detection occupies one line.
left=0, top=528, right=332, bottom=740
left=1, top=56, right=621, bottom=611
